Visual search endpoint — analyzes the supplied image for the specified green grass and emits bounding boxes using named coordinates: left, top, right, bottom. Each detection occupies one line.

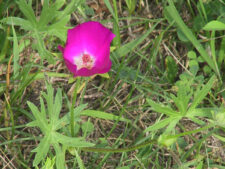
left=0, top=0, right=225, bottom=168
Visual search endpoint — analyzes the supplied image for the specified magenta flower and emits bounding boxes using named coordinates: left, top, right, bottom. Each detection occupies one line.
left=58, top=21, right=115, bottom=77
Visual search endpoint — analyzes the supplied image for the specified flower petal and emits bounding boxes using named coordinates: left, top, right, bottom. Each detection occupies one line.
left=60, top=21, right=115, bottom=77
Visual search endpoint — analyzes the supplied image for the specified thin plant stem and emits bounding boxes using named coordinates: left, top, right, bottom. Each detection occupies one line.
left=70, top=77, right=81, bottom=137
left=81, top=139, right=157, bottom=153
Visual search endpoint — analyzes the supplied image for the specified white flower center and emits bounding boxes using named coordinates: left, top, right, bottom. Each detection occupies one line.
left=74, top=52, right=95, bottom=70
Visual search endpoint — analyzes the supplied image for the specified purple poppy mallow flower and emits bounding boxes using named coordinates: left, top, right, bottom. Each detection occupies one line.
left=58, top=21, right=115, bottom=77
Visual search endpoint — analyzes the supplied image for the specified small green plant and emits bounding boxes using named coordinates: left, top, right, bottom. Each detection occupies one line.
left=1, top=0, right=80, bottom=63
left=145, top=72, right=216, bottom=143
left=27, top=82, right=93, bottom=168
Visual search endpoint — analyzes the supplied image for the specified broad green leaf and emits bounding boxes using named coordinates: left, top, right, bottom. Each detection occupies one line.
left=32, top=135, right=50, bottom=166
left=187, top=51, right=197, bottom=59
left=203, top=20, right=225, bottom=31
left=80, top=110, right=131, bottom=123
left=146, top=99, right=179, bottom=116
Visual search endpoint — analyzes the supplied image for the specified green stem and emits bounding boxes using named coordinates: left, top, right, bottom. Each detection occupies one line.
left=70, top=77, right=81, bottom=137
left=168, top=123, right=215, bottom=139
left=81, top=139, right=157, bottom=153
left=80, top=123, right=215, bottom=153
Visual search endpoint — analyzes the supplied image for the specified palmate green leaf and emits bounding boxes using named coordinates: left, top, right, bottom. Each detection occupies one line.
left=17, top=0, right=37, bottom=27
left=32, top=135, right=51, bottom=166
left=115, top=20, right=160, bottom=58
left=52, top=132, right=94, bottom=147
left=146, top=99, right=179, bottom=116
left=188, top=75, right=216, bottom=112
left=203, top=20, right=225, bottom=31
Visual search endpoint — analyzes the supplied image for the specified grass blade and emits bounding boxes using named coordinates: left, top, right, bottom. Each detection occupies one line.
left=80, top=110, right=131, bottom=123
left=166, top=0, right=220, bottom=79
left=12, top=25, right=19, bottom=78
left=188, top=75, right=216, bottom=111
left=115, top=20, right=160, bottom=58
